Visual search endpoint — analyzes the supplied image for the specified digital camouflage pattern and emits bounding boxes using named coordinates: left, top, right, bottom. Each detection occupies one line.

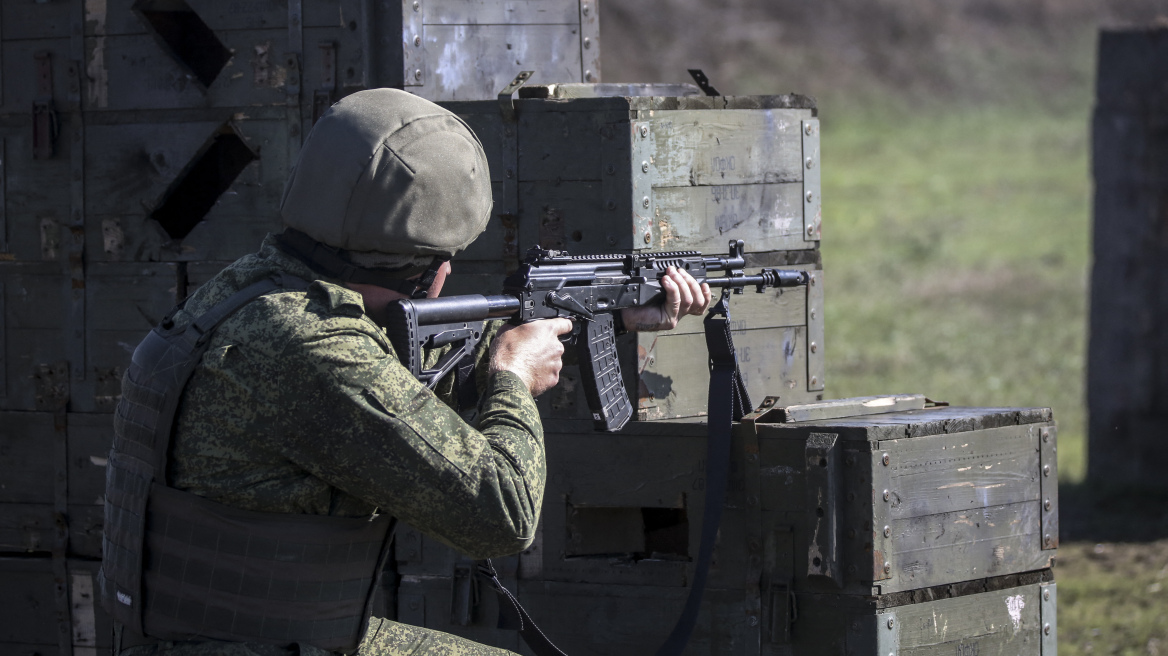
left=121, top=619, right=515, bottom=656
left=125, top=234, right=537, bottom=656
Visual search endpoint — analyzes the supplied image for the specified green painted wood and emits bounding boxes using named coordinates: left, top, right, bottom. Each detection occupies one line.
left=414, top=25, right=583, bottom=102
left=425, top=0, right=581, bottom=25
left=0, top=38, right=75, bottom=115
left=648, top=109, right=810, bottom=188
left=883, top=425, right=1040, bottom=518
left=654, top=182, right=809, bottom=253
left=0, top=558, right=113, bottom=653
left=637, top=326, right=814, bottom=420
left=887, top=501, right=1050, bottom=590
left=1, top=0, right=76, bottom=41
left=894, top=582, right=1043, bottom=655
left=1, top=267, right=71, bottom=411
left=777, top=395, right=927, bottom=424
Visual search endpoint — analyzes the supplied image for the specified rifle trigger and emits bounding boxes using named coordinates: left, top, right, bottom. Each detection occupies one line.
left=545, top=291, right=594, bottom=320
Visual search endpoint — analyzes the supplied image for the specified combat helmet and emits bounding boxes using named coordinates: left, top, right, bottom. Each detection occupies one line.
left=279, top=88, right=492, bottom=296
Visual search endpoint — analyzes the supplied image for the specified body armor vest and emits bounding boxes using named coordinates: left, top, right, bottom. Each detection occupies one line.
left=99, top=274, right=396, bottom=654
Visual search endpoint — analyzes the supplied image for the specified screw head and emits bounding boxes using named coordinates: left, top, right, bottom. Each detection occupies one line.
left=887, top=617, right=895, bottom=629
left=642, top=196, right=650, bottom=209
left=806, top=224, right=816, bottom=236
left=1044, top=533, right=1053, bottom=546
left=805, top=123, right=814, bottom=136
left=882, top=453, right=890, bottom=466
left=810, top=341, right=818, bottom=353
left=1043, top=464, right=1051, bottom=477
left=805, top=157, right=815, bottom=169
left=883, top=489, right=890, bottom=502
left=810, top=308, right=817, bottom=319
left=414, top=68, right=423, bottom=80
left=1044, top=623, right=1051, bottom=635
left=640, top=125, right=649, bottom=138
left=883, top=563, right=891, bottom=575
left=1044, top=498, right=1052, bottom=511
left=806, top=190, right=814, bottom=202
left=413, top=35, right=421, bottom=46
left=642, top=161, right=650, bottom=173
left=883, top=526, right=892, bottom=538
left=582, top=2, right=590, bottom=15
left=809, top=273, right=817, bottom=285
left=412, top=0, right=419, bottom=10
left=606, top=200, right=616, bottom=211
left=1043, top=590, right=1051, bottom=601
left=810, top=376, right=819, bottom=386
left=607, top=235, right=617, bottom=245
left=644, top=232, right=651, bottom=244
left=585, top=70, right=594, bottom=82
left=584, top=37, right=592, bottom=49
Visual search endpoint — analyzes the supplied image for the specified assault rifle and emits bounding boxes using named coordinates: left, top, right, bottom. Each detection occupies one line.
left=384, top=239, right=809, bottom=432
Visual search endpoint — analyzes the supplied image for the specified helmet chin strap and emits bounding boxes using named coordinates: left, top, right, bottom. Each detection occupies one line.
left=277, top=228, right=449, bottom=297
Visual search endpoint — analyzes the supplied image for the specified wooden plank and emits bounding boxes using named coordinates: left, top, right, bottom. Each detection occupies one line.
left=85, top=119, right=285, bottom=263
left=779, top=407, right=1052, bottom=441
left=649, top=109, right=809, bottom=188
left=654, top=182, right=809, bottom=254
left=82, top=263, right=176, bottom=412
left=775, top=395, right=927, bottom=424
left=635, top=326, right=814, bottom=421
left=894, top=582, right=1043, bottom=653
left=0, top=412, right=56, bottom=504
left=0, top=122, right=74, bottom=262
left=0, top=38, right=75, bottom=115
left=425, top=0, right=581, bottom=25
left=1, top=0, right=77, bottom=40
left=0, top=559, right=113, bottom=650
left=517, top=111, right=609, bottom=182
left=885, top=425, right=1040, bottom=518
left=82, top=26, right=362, bottom=111
left=2, top=268, right=71, bottom=411
left=887, top=501, right=1051, bottom=591
left=412, top=24, right=583, bottom=102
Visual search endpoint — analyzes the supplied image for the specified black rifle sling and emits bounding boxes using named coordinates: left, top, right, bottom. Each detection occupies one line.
left=655, top=291, right=750, bottom=656
left=478, top=560, right=570, bottom=656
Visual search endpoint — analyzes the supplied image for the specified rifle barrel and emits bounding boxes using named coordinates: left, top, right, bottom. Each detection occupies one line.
left=703, top=270, right=809, bottom=289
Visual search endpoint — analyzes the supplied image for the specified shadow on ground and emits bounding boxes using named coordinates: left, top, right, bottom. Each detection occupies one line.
left=1061, top=482, right=1168, bottom=542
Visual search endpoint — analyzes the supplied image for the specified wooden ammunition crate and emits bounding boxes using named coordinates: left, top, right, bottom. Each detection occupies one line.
left=442, top=88, right=825, bottom=420
left=394, top=399, right=1059, bottom=654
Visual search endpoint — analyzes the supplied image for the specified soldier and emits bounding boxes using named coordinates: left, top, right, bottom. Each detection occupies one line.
left=99, top=89, right=710, bottom=656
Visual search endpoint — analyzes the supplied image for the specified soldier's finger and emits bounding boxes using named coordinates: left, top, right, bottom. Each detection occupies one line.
left=670, top=268, right=695, bottom=315
left=680, top=271, right=705, bottom=315
left=543, top=317, right=575, bottom=337
left=698, top=282, right=712, bottom=313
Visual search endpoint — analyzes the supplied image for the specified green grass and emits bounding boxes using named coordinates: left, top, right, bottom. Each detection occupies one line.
left=1056, top=541, right=1168, bottom=656
left=819, top=103, right=1091, bottom=481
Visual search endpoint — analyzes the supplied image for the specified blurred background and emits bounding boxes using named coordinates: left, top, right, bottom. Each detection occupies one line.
left=600, top=1, right=1168, bottom=654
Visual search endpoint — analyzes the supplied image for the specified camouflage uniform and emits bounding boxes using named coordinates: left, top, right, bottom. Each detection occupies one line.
left=120, top=235, right=535, bottom=656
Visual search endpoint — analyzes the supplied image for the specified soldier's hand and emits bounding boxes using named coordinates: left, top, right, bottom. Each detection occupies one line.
left=489, top=317, right=574, bottom=397
left=620, top=266, right=712, bottom=332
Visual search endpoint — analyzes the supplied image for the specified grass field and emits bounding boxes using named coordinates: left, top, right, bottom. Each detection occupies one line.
left=819, top=103, right=1092, bottom=482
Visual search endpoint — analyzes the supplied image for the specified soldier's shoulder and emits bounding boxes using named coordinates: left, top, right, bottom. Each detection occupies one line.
left=305, top=280, right=366, bottom=319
